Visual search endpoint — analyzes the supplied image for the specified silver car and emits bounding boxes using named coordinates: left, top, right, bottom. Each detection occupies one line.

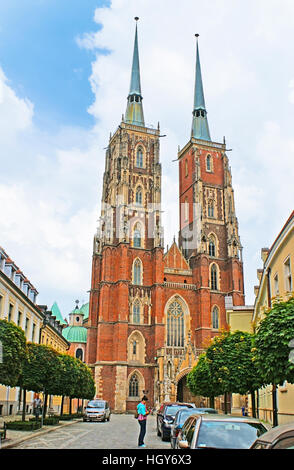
left=83, top=400, right=111, bottom=422
left=177, top=413, right=268, bottom=449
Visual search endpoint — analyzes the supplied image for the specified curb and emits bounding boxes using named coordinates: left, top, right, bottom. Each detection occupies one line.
left=1, top=418, right=82, bottom=449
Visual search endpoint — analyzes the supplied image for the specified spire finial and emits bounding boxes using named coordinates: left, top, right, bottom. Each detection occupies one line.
left=134, top=16, right=139, bottom=21
left=191, top=33, right=211, bottom=141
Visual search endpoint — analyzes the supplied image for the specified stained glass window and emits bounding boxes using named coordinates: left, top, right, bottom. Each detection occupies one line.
left=129, top=374, right=139, bottom=397
left=167, top=300, right=184, bottom=347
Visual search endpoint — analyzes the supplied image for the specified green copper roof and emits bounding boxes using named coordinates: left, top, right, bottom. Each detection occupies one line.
left=125, top=18, right=145, bottom=127
left=51, top=301, right=67, bottom=325
left=80, top=302, right=89, bottom=321
left=191, top=36, right=211, bottom=141
left=62, top=326, right=87, bottom=343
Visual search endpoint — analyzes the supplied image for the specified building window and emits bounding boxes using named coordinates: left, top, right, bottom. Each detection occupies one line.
left=8, top=304, right=13, bottom=322
left=212, top=306, right=219, bottom=329
left=210, top=264, right=218, bottom=290
left=208, top=237, right=216, bottom=257
left=274, top=274, right=279, bottom=296
left=32, top=323, right=36, bottom=342
left=185, top=160, right=188, bottom=177
left=25, top=318, right=29, bottom=335
left=167, top=300, right=184, bottom=347
left=133, top=258, right=142, bottom=285
left=133, top=340, right=137, bottom=355
left=133, top=300, right=140, bottom=324
left=208, top=200, right=214, bottom=218
left=136, top=147, right=143, bottom=168
left=206, top=155, right=212, bottom=171
left=133, top=224, right=142, bottom=248
left=135, top=187, right=143, bottom=205
left=17, top=311, right=22, bottom=327
left=129, top=374, right=139, bottom=397
left=284, top=258, right=292, bottom=292
left=76, top=348, right=83, bottom=361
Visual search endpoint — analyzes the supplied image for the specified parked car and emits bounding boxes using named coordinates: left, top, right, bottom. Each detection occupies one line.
left=83, top=400, right=111, bottom=422
left=170, top=407, right=218, bottom=448
left=156, top=402, right=195, bottom=441
left=251, top=422, right=294, bottom=449
left=176, top=413, right=268, bottom=449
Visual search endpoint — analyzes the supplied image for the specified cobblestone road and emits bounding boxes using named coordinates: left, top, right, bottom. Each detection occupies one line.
left=13, top=415, right=171, bottom=449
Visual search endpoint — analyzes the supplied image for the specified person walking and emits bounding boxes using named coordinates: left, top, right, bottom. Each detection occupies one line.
left=137, top=395, right=149, bottom=448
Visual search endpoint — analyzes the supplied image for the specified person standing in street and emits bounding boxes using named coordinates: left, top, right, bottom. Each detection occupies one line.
left=137, top=395, right=149, bottom=448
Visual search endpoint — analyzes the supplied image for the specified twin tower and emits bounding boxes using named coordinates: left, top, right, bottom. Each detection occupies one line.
left=85, top=19, right=245, bottom=412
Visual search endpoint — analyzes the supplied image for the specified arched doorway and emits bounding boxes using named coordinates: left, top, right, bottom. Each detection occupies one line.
left=176, top=375, right=195, bottom=404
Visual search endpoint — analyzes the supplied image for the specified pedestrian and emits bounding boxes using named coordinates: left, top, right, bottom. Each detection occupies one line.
left=33, top=395, right=42, bottom=419
left=137, top=395, right=149, bottom=448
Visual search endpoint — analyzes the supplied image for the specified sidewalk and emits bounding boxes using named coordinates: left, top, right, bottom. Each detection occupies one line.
left=0, top=418, right=82, bottom=449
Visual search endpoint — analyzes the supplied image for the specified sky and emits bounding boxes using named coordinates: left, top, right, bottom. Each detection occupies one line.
left=0, top=0, right=293, bottom=320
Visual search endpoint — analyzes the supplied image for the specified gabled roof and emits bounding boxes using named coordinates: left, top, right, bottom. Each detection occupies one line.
left=164, top=241, right=190, bottom=271
left=51, top=301, right=67, bottom=326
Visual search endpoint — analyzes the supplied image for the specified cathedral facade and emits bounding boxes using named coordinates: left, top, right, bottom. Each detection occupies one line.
left=85, top=21, right=245, bottom=412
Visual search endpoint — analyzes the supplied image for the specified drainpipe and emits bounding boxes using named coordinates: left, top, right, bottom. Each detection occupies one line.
left=266, top=268, right=272, bottom=308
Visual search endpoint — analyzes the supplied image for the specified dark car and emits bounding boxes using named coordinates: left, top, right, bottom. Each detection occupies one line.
left=83, top=400, right=111, bottom=422
left=251, top=422, right=294, bottom=449
left=177, top=413, right=268, bottom=449
left=170, top=407, right=218, bottom=448
left=156, top=402, right=195, bottom=441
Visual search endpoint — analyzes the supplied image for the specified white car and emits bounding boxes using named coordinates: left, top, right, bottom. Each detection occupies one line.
left=83, top=400, right=111, bottom=422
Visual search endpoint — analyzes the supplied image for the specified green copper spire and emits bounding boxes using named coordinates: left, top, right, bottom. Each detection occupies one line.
left=125, top=17, right=145, bottom=127
left=191, top=35, right=211, bottom=141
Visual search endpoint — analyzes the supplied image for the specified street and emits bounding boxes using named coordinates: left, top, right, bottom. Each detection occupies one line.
left=12, top=414, right=171, bottom=449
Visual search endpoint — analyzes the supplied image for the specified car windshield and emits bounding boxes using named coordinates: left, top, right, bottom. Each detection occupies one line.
left=166, top=405, right=192, bottom=417
left=87, top=401, right=105, bottom=409
left=177, top=409, right=200, bottom=424
left=196, top=421, right=267, bottom=449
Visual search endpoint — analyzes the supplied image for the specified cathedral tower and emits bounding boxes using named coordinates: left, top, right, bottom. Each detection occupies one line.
left=178, top=35, right=245, bottom=348
left=86, top=19, right=165, bottom=412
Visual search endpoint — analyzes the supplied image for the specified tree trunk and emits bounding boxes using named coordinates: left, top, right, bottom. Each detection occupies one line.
left=22, top=388, right=27, bottom=422
left=224, top=392, right=228, bottom=414
left=60, top=396, right=64, bottom=417
left=272, top=384, right=278, bottom=427
left=69, top=397, right=72, bottom=415
left=209, top=396, right=215, bottom=409
left=18, top=387, right=22, bottom=413
left=43, top=393, right=49, bottom=418
left=256, top=389, right=259, bottom=419
left=251, top=391, right=256, bottom=418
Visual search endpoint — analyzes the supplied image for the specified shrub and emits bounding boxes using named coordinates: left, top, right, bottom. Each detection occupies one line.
left=6, top=420, right=42, bottom=431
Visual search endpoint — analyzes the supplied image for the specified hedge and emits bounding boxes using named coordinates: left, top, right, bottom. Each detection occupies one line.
left=6, top=421, right=42, bottom=431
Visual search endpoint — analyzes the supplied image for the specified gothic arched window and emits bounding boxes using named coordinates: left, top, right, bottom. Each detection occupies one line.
left=76, top=348, right=83, bottom=361
left=133, top=258, right=142, bottom=285
left=133, top=300, right=140, bottom=323
left=129, top=374, right=139, bottom=397
left=212, top=306, right=219, bottom=330
left=210, top=264, right=218, bottom=291
left=206, top=155, right=212, bottom=171
left=135, top=187, right=143, bottom=205
left=133, top=340, right=137, bottom=355
left=185, top=160, right=188, bottom=177
left=209, top=236, right=216, bottom=257
left=133, top=224, right=142, bottom=248
left=136, top=147, right=143, bottom=168
left=208, top=200, right=214, bottom=218
left=167, top=300, right=184, bottom=347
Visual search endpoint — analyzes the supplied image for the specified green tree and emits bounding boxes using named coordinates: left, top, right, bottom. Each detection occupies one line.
left=0, top=319, right=27, bottom=387
left=18, top=343, right=62, bottom=421
left=206, top=330, right=263, bottom=415
left=254, top=296, right=294, bottom=426
left=187, top=353, right=222, bottom=408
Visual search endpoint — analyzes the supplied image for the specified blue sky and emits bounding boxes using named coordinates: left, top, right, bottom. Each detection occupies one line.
left=0, top=0, right=293, bottom=319
left=0, top=0, right=109, bottom=131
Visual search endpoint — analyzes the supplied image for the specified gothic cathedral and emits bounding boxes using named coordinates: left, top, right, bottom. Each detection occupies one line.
left=85, top=20, right=244, bottom=412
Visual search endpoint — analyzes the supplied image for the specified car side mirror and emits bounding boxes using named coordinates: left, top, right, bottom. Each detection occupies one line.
left=178, top=440, right=189, bottom=449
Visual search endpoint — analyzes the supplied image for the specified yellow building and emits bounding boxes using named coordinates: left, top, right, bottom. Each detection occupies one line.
left=251, top=211, right=294, bottom=425
left=0, top=247, right=69, bottom=417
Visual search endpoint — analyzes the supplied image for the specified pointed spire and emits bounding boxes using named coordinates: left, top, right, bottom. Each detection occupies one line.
left=191, top=34, right=211, bottom=141
left=125, top=17, right=145, bottom=127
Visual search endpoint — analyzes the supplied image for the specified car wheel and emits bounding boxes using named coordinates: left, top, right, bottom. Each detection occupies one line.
left=161, top=428, right=169, bottom=442
left=157, top=422, right=161, bottom=436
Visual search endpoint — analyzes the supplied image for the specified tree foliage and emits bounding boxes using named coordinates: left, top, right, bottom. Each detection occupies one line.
left=206, top=330, right=263, bottom=395
left=254, top=296, right=294, bottom=386
left=0, top=319, right=27, bottom=387
left=187, top=353, right=222, bottom=399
